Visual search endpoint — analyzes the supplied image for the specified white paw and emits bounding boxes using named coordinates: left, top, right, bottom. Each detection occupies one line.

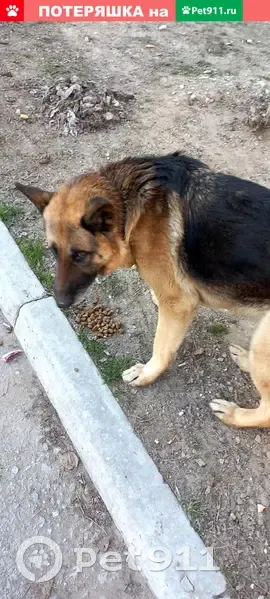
left=122, top=360, right=161, bottom=386
left=122, top=363, right=146, bottom=385
left=210, top=399, right=238, bottom=425
left=229, top=344, right=249, bottom=372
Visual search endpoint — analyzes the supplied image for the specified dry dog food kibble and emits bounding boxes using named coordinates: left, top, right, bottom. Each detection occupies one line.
left=75, top=304, right=122, bottom=338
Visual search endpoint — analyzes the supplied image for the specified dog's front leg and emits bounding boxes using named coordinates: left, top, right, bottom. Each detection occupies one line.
left=122, top=294, right=197, bottom=386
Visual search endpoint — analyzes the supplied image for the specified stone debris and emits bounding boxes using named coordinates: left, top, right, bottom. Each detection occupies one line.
left=42, top=77, right=135, bottom=135
left=244, top=86, right=270, bottom=131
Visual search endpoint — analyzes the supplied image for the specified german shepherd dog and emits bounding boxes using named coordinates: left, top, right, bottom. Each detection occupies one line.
left=16, top=152, right=270, bottom=429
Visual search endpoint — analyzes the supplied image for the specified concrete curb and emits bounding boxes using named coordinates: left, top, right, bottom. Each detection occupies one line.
left=0, top=221, right=229, bottom=599
left=0, top=222, right=46, bottom=325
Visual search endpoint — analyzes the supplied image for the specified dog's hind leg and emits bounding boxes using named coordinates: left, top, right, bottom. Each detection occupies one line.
left=211, top=311, right=270, bottom=428
left=122, top=291, right=197, bottom=386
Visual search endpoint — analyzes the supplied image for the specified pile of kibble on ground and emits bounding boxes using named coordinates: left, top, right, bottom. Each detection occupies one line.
left=75, top=302, right=122, bottom=338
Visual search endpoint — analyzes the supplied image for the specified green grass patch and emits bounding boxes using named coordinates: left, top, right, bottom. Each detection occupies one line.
left=207, top=323, right=229, bottom=336
left=221, top=565, right=238, bottom=589
left=0, top=203, right=23, bottom=226
left=183, top=499, right=203, bottom=534
left=77, top=328, right=106, bottom=362
left=101, top=356, right=133, bottom=385
left=16, top=237, right=53, bottom=291
left=44, top=60, right=60, bottom=74
left=78, top=327, right=133, bottom=384
left=17, top=237, right=45, bottom=270
left=38, top=270, right=54, bottom=291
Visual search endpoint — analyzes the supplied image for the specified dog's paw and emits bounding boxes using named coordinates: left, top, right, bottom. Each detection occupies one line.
left=210, top=399, right=238, bottom=425
left=123, top=357, right=165, bottom=386
left=229, top=344, right=250, bottom=372
left=122, top=363, right=149, bottom=386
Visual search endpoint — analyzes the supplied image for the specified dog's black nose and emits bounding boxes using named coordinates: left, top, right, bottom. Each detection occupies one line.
left=54, top=293, right=73, bottom=309
left=57, top=299, right=72, bottom=309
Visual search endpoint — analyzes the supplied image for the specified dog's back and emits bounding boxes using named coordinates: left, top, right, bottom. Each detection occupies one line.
left=149, top=153, right=270, bottom=306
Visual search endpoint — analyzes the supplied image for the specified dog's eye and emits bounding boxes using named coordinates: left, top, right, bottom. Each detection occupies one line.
left=72, top=251, right=88, bottom=263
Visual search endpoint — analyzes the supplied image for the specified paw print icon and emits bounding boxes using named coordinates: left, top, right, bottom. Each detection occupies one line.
left=182, top=6, right=191, bottom=14
left=6, top=4, right=19, bottom=16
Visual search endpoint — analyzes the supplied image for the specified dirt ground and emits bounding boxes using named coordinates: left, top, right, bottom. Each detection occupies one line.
left=1, top=20, right=270, bottom=598
left=0, top=311, right=153, bottom=599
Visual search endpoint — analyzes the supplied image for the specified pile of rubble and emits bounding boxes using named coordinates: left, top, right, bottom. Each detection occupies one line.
left=42, top=76, right=134, bottom=135
left=244, top=85, right=270, bottom=131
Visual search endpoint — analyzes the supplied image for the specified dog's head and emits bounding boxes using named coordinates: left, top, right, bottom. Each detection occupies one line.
left=16, top=175, right=131, bottom=308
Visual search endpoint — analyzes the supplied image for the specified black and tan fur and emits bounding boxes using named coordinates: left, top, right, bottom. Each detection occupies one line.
left=16, top=152, right=270, bottom=429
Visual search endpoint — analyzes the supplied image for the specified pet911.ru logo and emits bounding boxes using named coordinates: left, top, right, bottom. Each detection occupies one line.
left=176, top=0, right=242, bottom=20
left=6, top=5, right=19, bottom=16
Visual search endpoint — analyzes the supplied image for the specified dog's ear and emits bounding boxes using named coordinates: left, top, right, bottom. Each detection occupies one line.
left=81, top=196, right=115, bottom=234
left=15, top=182, right=54, bottom=213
